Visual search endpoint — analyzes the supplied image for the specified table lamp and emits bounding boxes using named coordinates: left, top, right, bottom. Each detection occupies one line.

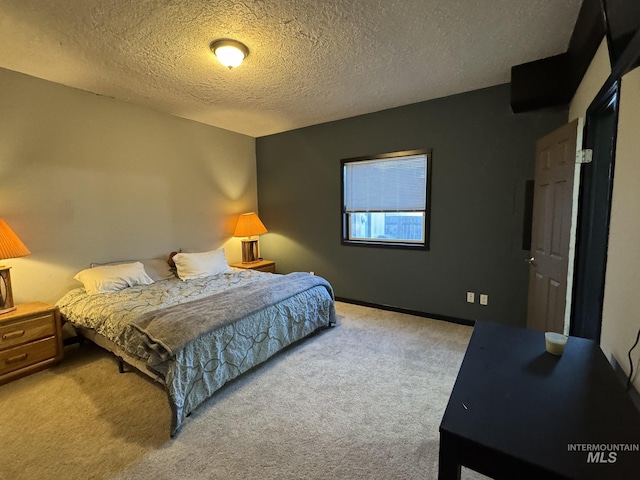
left=233, top=212, right=267, bottom=263
left=0, top=219, right=31, bottom=314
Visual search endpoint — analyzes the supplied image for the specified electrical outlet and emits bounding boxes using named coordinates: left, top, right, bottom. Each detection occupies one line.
left=480, top=294, right=488, bottom=306
left=467, top=292, right=475, bottom=303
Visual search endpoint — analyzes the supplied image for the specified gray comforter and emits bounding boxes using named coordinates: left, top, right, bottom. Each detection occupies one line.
left=57, top=270, right=336, bottom=435
left=130, top=272, right=333, bottom=363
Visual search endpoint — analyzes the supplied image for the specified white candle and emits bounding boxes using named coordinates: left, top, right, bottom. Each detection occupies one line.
left=545, top=332, right=568, bottom=356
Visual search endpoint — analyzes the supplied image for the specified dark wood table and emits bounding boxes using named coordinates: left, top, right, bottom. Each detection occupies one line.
left=439, top=321, right=640, bottom=479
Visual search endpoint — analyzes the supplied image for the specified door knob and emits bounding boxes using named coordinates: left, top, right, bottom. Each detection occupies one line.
left=526, top=257, right=536, bottom=265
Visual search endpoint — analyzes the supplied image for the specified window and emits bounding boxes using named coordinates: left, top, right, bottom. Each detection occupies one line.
left=341, top=149, right=431, bottom=249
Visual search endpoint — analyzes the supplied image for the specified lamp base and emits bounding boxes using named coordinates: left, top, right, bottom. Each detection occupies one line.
left=241, top=239, right=260, bottom=263
left=0, top=267, right=15, bottom=315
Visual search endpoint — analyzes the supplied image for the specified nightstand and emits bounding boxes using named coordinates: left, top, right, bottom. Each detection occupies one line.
left=0, top=302, right=63, bottom=385
left=231, top=259, right=276, bottom=273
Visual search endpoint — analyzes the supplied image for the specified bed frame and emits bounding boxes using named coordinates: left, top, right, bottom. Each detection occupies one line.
left=76, top=326, right=165, bottom=383
left=75, top=317, right=335, bottom=435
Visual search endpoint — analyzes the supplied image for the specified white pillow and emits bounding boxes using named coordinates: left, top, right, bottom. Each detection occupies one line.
left=74, top=262, right=155, bottom=295
left=138, top=258, right=176, bottom=281
left=91, top=258, right=175, bottom=282
left=173, top=249, right=231, bottom=280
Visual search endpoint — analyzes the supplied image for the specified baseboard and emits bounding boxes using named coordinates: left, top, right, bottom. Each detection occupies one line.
left=334, top=297, right=475, bottom=327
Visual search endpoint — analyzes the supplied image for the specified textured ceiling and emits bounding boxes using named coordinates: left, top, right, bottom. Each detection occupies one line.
left=0, top=0, right=582, bottom=137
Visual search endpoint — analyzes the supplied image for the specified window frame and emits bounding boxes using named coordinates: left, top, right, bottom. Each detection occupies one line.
left=341, top=149, right=432, bottom=250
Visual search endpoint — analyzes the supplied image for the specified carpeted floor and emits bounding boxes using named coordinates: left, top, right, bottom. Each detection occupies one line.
left=0, top=302, right=486, bottom=479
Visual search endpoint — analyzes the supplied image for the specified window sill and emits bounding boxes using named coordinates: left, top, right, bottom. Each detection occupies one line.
left=341, top=239, right=428, bottom=250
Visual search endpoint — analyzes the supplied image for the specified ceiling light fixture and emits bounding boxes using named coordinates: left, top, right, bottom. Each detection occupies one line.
left=210, top=39, right=249, bottom=69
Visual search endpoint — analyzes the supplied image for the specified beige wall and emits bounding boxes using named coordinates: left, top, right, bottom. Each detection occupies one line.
left=601, top=67, right=640, bottom=390
left=569, top=40, right=611, bottom=122
left=0, top=67, right=257, bottom=305
left=569, top=38, right=640, bottom=391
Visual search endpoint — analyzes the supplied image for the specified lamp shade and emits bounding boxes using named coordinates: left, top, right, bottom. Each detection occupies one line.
left=233, top=212, right=267, bottom=237
left=0, top=219, right=30, bottom=260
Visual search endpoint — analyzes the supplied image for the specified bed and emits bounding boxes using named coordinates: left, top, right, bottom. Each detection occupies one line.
left=56, top=256, right=336, bottom=436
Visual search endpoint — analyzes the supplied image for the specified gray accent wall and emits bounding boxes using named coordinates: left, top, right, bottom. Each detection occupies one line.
left=256, top=84, right=567, bottom=326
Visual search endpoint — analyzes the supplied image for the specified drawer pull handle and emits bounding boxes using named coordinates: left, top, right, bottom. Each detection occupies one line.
left=6, top=353, right=28, bottom=364
left=2, top=330, right=25, bottom=340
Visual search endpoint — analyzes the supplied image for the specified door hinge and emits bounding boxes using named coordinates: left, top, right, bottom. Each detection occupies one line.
left=576, top=149, right=593, bottom=164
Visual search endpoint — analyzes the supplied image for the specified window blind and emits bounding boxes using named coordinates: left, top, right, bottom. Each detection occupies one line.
left=344, top=154, right=427, bottom=212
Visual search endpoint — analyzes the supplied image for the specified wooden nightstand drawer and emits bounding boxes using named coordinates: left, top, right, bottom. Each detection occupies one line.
left=0, top=302, right=63, bottom=385
left=0, top=312, right=56, bottom=350
left=231, top=260, right=276, bottom=273
left=0, top=336, right=58, bottom=376
left=253, top=263, right=275, bottom=273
